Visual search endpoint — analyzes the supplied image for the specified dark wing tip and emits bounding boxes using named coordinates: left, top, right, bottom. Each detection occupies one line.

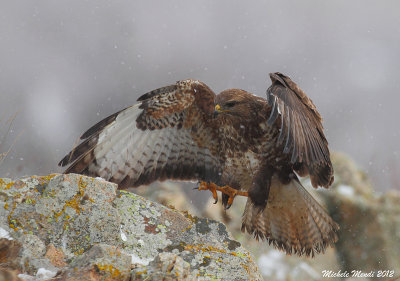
left=80, top=109, right=122, bottom=139
left=59, top=109, right=122, bottom=168
left=310, top=161, right=334, bottom=188
left=58, top=155, right=69, bottom=167
left=269, top=72, right=286, bottom=85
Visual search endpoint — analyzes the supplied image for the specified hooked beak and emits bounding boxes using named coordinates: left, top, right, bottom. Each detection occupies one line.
left=214, top=104, right=222, bottom=117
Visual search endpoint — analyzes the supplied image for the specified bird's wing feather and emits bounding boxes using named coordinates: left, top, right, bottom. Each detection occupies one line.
left=241, top=175, right=339, bottom=257
left=59, top=80, right=223, bottom=188
left=266, top=72, right=333, bottom=188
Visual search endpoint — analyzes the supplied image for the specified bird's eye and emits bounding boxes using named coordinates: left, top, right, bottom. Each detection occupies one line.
left=225, top=101, right=237, bottom=108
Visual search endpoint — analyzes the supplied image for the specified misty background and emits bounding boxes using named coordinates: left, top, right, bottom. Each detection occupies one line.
left=1, top=0, right=399, bottom=192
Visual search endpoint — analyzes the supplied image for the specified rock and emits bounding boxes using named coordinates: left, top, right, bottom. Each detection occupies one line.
left=0, top=174, right=262, bottom=281
left=316, top=152, right=400, bottom=279
left=320, top=185, right=400, bottom=276
left=130, top=181, right=201, bottom=217
left=330, top=152, right=374, bottom=196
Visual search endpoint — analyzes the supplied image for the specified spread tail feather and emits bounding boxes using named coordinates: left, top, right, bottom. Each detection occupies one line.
left=241, top=176, right=339, bottom=257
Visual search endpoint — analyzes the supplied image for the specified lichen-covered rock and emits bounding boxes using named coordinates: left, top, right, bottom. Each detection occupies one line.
left=0, top=174, right=262, bottom=281
left=131, top=181, right=202, bottom=217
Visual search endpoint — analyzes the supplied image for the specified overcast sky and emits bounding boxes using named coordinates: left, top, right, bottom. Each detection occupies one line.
left=1, top=0, right=399, bottom=191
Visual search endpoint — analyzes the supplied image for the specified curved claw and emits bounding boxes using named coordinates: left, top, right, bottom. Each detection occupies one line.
left=197, top=181, right=218, bottom=203
left=196, top=181, right=248, bottom=209
left=213, top=196, right=218, bottom=204
left=224, top=203, right=232, bottom=210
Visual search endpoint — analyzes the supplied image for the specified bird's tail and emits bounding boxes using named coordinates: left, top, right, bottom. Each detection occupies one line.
left=241, top=176, right=339, bottom=257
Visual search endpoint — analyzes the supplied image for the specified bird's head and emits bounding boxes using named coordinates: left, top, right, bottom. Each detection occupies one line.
left=214, top=89, right=263, bottom=119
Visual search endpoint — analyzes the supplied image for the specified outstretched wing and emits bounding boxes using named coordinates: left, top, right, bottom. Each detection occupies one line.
left=59, top=80, right=223, bottom=188
left=266, top=72, right=333, bottom=188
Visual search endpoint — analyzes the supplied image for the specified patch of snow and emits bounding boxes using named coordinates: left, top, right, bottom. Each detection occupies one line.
left=19, top=268, right=57, bottom=281
left=120, top=227, right=127, bottom=241
left=36, top=268, right=57, bottom=280
left=337, top=184, right=355, bottom=197
left=95, top=176, right=106, bottom=181
left=129, top=253, right=154, bottom=265
left=61, top=233, right=67, bottom=253
left=258, top=250, right=288, bottom=280
left=0, top=227, right=13, bottom=240
left=18, top=274, right=35, bottom=281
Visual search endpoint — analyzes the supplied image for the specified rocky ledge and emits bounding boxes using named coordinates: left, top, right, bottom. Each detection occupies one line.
left=0, top=174, right=262, bottom=281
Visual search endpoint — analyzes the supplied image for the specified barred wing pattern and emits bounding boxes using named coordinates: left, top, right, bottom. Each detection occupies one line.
left=59, top=80, right=223, bottom=188
left=266, top=72, right=333, bottom=188
left=242, top=176, right=339, bottom=257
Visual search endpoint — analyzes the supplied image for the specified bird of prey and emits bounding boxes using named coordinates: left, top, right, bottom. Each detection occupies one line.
left=59, top=72, right=339, bottom=256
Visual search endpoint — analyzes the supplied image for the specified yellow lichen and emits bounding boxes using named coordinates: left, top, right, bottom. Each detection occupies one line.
left=7, top=196, right=20, bottom=231
left=182, top=210, right=198, bottom=223
left=54, top=176, right=90, bottom=224
left=184, top=243, right=229, bottom=256
left=96, top=264, right=121, bottom=278
left=0, top=179, right=14, bottom=190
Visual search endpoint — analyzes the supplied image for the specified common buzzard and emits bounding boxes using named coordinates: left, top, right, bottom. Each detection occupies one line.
left=59, top=72, right=339, bottom=256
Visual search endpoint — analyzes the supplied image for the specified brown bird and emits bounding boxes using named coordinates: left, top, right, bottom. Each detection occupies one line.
left=59, top=72, right=339, bottom=256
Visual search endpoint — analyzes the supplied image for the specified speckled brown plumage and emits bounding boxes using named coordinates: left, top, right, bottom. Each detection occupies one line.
left=59, top=73, right=338, bottom=256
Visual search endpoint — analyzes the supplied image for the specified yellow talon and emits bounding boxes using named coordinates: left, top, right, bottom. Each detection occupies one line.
left=197, top=181, right=248, bottom=208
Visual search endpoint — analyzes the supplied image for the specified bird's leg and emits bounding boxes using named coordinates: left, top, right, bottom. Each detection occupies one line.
left=197, top=181, right=248, bottom=209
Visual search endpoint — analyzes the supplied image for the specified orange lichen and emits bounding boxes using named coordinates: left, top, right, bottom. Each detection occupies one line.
left=54, top=176, right=90, bottom=224
left=7, top=196, right=20, bottom=231
left=33, top=174, right=58, bottom=184
left=96, top=264, right=121, bottom=278
left=184, top=243, right=253, bottom=276
left=0, top=179, right=14, bottom=190
left=182, top=210, right=198, bottom=223
left=184, top=243, right=228, bottom=255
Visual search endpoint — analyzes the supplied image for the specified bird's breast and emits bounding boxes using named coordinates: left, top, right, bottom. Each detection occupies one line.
left=222, top=149, right=261, bottom=189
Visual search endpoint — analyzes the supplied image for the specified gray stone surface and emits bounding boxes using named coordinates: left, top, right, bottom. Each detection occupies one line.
left=2, top=153, right=398, bottom=281
left=0, top=174, right=262, bottom=281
